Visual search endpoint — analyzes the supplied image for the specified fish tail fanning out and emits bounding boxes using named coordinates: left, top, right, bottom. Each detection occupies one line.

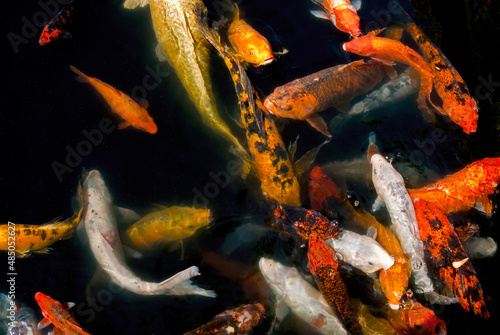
left=69, top=65, right=90, bottom=84
left=123, top=0, right=149, bottom=10
left=156, top=266, right=217, bottom=298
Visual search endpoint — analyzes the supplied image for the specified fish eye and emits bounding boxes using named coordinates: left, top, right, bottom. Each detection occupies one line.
left=284, top=105, right=293, bottom=111
left=368, top=261, right=374, bottom=266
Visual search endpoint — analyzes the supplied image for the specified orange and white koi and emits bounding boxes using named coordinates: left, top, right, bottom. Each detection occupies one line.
left=39, top=0, right=75, bottom=45
left=343, top=36, right=444, bottom=121
left=408, top=157, right=500, bottom=215
left=35, top=292, right=91, bottom=335
left=263, top=60, right=388, bottom=137
left=308, top=235, right=363, bottom=335
left=406, top=24, right=478, bottom=134
left=414, top=198, right=489, bottom=318
left=310, top=0, right=362, bottom=38
left=70, top=65, right=158, bottom=134
left=384, top=299, right=447, bottom=335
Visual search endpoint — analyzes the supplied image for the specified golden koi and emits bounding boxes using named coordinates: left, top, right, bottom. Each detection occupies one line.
left=70, top=65, right=157, bottom=134
left=310, top=0, right=362, bottom=38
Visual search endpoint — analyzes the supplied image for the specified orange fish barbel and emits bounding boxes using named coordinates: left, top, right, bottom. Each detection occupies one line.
left=408, top=157, right=500, bottom=215
left=264, top=60, right=389, bottom=137
left=70, top=65, right=158, bottom=134
left=414, top=199, right=489, bottom=318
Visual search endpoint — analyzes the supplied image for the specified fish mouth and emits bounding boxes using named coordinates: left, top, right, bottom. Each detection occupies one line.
left=342, top=43, right=347, bottom=51
left=263, top=97, right=275, bottom=114
left=259, top=57, right=275, bottom=66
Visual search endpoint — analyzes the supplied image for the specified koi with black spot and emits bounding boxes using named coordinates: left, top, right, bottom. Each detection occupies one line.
left=39, top=0, right=75, bottom=45
left=308, top=235, right=363, bottom=335
left=414, top=198, right=489, bottom=318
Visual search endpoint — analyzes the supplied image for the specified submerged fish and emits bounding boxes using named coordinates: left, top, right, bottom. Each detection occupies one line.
left=35, top=292, right=91, bottom=335
left=0, top=208, right=82, bottom=258
left=80, top=170, right=215, bottom=297
left=38, top=0, right=75, bottom=45
left=124, top=206, right=211, bottom=250
left=264, top=60, right=388, bottom=137
left=123, top=0, right=245, bottom=153
left=384, top=300, right=447, bottom=335
left=406, top=24, right=479, bottom=133
left=1, top=294, right=41, bottom=335
left=310, top=0, right=362, bottom=38
left=350, top=299, right=398, bottom=335
left=414, top=199, right=489, bottom=318
left=343, top=36, right=443, bottom=121
left=258, top=257, right=348, bottom=335
left=184, top=304, right=265, bottom=335
left=408, top=157, right=500, bottom=215
left=308, top=235, right=363, bottom=335
left=70, top=65, right=158, bottom=134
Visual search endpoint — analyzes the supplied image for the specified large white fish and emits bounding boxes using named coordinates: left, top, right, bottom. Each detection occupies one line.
left=258, top=257, right=348, bottom=335
left=326, top=229, right=394, bottom=274
left=80, top=170, right=216, bottom=297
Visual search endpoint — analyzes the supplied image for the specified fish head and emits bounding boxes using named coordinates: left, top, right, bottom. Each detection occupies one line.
left=403, top=302, right=447, bottom=335
left=334, top=7, right=361, bottom=38
left=343, top=35, right=374, bottom=56
left=231, top=26, right=275, bottom=67
left=176, top=208, right=212, bottom=239
left=38, top=28, right=64, bottom=45
left=442, top=99, right=478, bottom=134
left=307, top=235, right=338, bottom=274
left=34, top=292, right=54, bottom=318
left=258, top=258, right=286, bottom=290
left=379, top=260, right=410, bottom=307
left=264, top=86, right=318, bottom=119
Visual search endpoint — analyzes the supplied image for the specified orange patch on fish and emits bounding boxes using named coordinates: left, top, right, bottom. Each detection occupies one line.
left=228, top=19, right=275, bottom=67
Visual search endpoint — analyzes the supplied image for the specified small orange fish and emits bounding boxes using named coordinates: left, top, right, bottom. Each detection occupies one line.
left=264, top=60, right=388, bottom=136
left=35, top=292, right=91, bottom=335
left=414, top=198, right=489, bottom=318
left=70, top=65, right=158, bottom=134
left=343, top=36, right=443, bottom=120
left=310, top=0, right=362, bottom=38
left=384, top=300, right=446, bottom=335
left=408, top=157, right=500, bottom=215
left=406, top=24, right=478, bottom=133
left=308, top=235, right=363, bottom=335
left=184, top=303, right=265, bottom=335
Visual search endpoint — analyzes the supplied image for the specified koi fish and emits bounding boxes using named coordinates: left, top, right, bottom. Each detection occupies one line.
left=263, top=60, right=388, bottom=137
left=343, top=36, right=444, bottom=121
left=414, top=199, right=489, bottom=318
left=227, top=5, right=275, bottom=67
left=408, top=157, right=500, bottom=215
left=271, top=202, right=340, bottom=241
left=123, top=0, right=246, bottom=153
left=38, top=0, right=75, bottom=45
left=350, top=299, right=398, bottom=335
left=384, top=300, right=447, bottom=335
left=308, top=235, right=363, bottom=335
left=124, top=206, right=211, bottom=250
left=310, top=0, right=362, bottom=38
left=258, top=257, right=348, bottom=335
left=326, top=229, right=394, bottom=274
left=1, top=294, right=41, bottom=335
left=0, top=208, right=83, bottom=258
left=406, top=24, right=479, bottom=133
left=80, top=170, right=216, bottom=297
left=184, top=303, right=265, bottom=335
left=70, top=65, right=157, bottom=134
left=308, top=165, right=342, bottom=212
left=35, top=292, right=91, bottom=335
left=195, top=8, right=301, bottom=206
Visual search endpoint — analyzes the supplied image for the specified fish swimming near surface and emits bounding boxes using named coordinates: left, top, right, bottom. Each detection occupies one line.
left=38, top=0, right=75, bottom=45
left=258, top=257, right=348, bottom=335
left=184, top=303, right=265, bottom=335
left=70, top=65, right=158, bottom=134
left=124, top=206, right=211, bottom=251
left=414, top=198, right=489, bottom=318
left=408, top=157, right=500, bottom=215
left=310, top=0, right=362, bottom=38
left=35, top=292, right=91, bottom=335
left=0, top=207, right=83, bottom=258
left=343, top=35, right=444, bottom=122
left=405, top=24, right=479, bottom=134
left=1, top=294, right=42, bottom=335
left=123, top=0, right=246, bottom=153
left=384, top=299, right=447, bottom=335
left=80, top=170, right=216, bottom=297
left=308, top=235, right=363, bottom=335
left=350, top=299, right=398, bottom=335
left=263, top=60, right=388, bottom=137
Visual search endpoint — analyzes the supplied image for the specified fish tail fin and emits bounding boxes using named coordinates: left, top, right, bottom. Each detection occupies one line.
left=158, top=266, right=217, bottom=298
left=123, top=0, right=149, bottom=10
left=69, top=65, right=90, bottom=84
left=368, top=131, right=380, bottom=159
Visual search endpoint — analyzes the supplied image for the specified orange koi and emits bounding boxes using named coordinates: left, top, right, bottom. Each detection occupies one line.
left=310, top=0, right=362, bottom=38
left=414, top=198, right=489, bottom=318
left=384, top=300, right=446, bottom=335
left=39, top=0, right=75, bottom=45
left=308, top=166, right=342, bottom=212
left=184, top=303, right=265, bottom=335
left=408, top=157, right=500, bottom=215
left=308, top=235, right=363, bottom=335
left=35, top=292, right=91, bottom=335
left=263, top=60, right=388, bottom=137
left=343, top=35, right=444, bottom=120
left=406, top=24, right=478, bottom=133
left=70, top=65, right=158, bottom=134
left=271, top=203, right=340, bottom=241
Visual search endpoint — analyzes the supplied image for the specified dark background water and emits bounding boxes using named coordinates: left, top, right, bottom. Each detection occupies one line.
left=2, top=0, right=500, bottom=334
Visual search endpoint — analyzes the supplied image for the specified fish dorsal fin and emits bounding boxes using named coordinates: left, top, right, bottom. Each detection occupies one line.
left=37, top=318, right=52, bottom=330
left=294, top=139, right=330, bottom=177
left=123, top=0, right=149, bottom=10
left=366, top=226, right=378, bottom=239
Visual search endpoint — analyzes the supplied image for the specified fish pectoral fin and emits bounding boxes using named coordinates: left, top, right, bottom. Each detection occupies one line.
left=475, top=197, right=493, bottom=215
left=383, top=65, right=398, bottom=80
left=372, top=195, right=385, bottom=211
left=310, top=10, right=330, bottom=20
left=34, top=247, right=53, bottom=254
left=352, top=0, right=362, bottom=10
left=139, top=99, right=149, bottom=109
left=37, top=318, right=52, bottom=330
left=373, top=57, right=396, bottom=66
left=63, top=302, right=76, bottom=310
left=123, top=245, right=144, bottom=259
left=306, top=114, right=331, bottom=138
left=366, top=226, right=378, bottom=239
left=118, top=122, right=131, bottom=130
left=294, top=139, right=330, bottom=177
left=155, top=44, right=171, bottom=65
left=368, top=28, right=386, bottom=36
left=123, top=0, right=149, bottom=10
